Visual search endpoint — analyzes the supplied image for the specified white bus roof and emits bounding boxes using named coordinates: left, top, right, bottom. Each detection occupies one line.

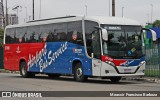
left=85, top=16, right=141, bottom=26
left=6, top=16, right=141, bottom=29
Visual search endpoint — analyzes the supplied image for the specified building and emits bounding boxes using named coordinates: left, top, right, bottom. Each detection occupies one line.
left=7, top=14, right=18, bottom=25
left=4, top=14, right=18, bottom=26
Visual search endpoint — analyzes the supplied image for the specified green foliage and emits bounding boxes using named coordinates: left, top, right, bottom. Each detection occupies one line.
left=0, top=28, right=4, bottom=48
left=0, top=28, right=4, bottom=35
left=152, top=20, right=160, bottom=27
left=0, top=38, right=3, bottom=48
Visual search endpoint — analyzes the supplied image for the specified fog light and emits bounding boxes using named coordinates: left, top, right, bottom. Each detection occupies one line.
left=139, top=61, right=145, bottom=67
left=105, top=70, right=109, bottom=74
left=142, top=70, right=145, bottom=73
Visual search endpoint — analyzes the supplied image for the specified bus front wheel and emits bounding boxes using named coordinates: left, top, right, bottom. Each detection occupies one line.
left=74, top=63, right=87, bottom=82
left=20, top=61, right=35, bottom=78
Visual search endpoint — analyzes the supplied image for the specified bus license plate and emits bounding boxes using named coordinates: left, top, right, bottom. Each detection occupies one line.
left=124, top=69, right=132, bottom=73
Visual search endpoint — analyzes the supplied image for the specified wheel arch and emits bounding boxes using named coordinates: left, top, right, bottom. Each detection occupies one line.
left=72, top=59, right=83, bottom=74
left=19, top=58, right=27, bottom=70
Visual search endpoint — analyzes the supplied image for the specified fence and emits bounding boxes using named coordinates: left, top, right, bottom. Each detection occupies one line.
left=145, top=43, right=160, bottom=77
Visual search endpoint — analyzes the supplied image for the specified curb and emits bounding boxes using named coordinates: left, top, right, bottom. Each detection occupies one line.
left=132, top=77, right=160, bottom=83
left=0, top=69, right=19, bottom=74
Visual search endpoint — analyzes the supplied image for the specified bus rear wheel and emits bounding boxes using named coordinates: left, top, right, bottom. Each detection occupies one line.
left=20, top=61, right=35, bottom=78
left=74, top=63, right=87, bottom=82
left=109, top=77, right=121, bottom=82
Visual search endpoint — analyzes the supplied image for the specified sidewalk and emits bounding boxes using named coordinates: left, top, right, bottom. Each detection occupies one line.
left=0, top=69, right=19, bottom=74
left=123, top=76, right=160, bottom=83
left=134, top=77, right=160, bottom=83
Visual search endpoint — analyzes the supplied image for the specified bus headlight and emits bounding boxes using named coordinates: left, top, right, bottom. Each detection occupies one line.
left=105, top=61, right=116, bottom=67
left=139, top=61, right=145, bottom=67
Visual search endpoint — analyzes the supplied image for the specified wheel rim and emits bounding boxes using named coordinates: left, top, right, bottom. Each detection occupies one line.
left=76, top=68, right=82, bottom=78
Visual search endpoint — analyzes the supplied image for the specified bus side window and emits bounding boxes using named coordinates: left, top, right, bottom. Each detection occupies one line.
left=54, top=23, right=67, bottom=42
left=10, top=29, right=17, bottom=43
left=22, top=33, right=27, bottom=43
left=85, top=20, right=99, bottom=58
left=6, top=28, right=16, bottom=44
left=5, top=29, right=12, bottom=44
left=26, top=27, right=32, bottom=43
left=55, top=31, right=67, bottom=42
left=16, top=27, right=27, bottom=43
left=26, top=26, right=40, bottom=43
left=47, top=32, right=54, bottom=42
left=40, top=24, right=51, bottom=42
left=67, top=21, right=83, bottom=45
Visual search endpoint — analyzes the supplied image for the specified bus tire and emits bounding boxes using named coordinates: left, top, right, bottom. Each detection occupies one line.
left=74, top=63, right=87, bottom=82
left=109, top=77, right=121, bottom=82
left=48, top=74, right=61, bottom=78
left=20, top=61, right=35, bottom=78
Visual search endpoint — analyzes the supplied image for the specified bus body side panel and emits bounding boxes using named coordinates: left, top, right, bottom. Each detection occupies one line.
left=27, top=42, right=92, bottom=76
left=4, top=44, right=17, bottom=71
left=4, top=43, right=45, bottom=71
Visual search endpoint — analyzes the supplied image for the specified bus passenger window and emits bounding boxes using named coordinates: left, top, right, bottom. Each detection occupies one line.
left=46, top=32, right=54, bottom=42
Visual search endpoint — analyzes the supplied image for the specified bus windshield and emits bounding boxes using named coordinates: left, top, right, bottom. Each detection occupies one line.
left=101, top=25, right=144, bottom=59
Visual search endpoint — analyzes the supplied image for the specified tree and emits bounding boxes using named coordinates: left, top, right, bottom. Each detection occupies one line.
left=0, top=28, right=4, bottom=35
left=152, top=20, right=160, bottom=27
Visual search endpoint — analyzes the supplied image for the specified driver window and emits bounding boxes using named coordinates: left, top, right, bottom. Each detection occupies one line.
left=92, top=30, right=101, bottom=59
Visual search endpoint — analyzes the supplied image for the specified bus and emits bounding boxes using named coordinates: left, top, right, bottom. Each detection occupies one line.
left=3, top=16, right=156, bottom=82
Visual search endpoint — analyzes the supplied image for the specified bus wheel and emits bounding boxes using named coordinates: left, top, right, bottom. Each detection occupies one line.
left=20, top=61, right=35, bottom=78
left=48, top=74, right=61, bottom=78
left=109, top=77, right=121, bottom=82
left=74, top=63, right=87, bottom=82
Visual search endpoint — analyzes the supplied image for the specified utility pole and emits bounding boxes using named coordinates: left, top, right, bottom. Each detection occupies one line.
left=1, top=0, right=5, bottom=28
left=85, top=5, right=87, bottom=16
left=150, top=4, right=153, bottom=23
left=33, top=0, right=34, bottom=20
left=122, top=7, right=124, bottom=17
left=5, top=0, right=8, bottom=26
left=39, top=0, right=41, bottom=19
left=112, top=0, right=115, bottom=16
left=25, top=7, right=28, bottom=22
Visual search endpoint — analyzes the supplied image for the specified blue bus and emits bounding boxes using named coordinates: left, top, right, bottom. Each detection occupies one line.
left=4, top=16, right=156, bottom=82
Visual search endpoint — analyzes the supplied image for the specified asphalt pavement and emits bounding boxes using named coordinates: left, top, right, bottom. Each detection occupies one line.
left=0, top=73, right=160, bottom=100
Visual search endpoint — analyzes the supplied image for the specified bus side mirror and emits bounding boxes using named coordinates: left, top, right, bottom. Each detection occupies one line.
left=150, top=29, right=157, bottom=42
left=102, top=29, right=108, bottom=41
left=141, top=28, right=157, bottom=42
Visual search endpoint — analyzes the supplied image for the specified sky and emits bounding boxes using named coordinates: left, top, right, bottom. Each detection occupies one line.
left=5, top=0, right=160, bottom=25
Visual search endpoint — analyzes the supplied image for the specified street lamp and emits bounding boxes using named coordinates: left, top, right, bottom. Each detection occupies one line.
left=147, top=13, right=150, bottom=24
left=109, top=0, right=110, bottom=16
left=39, top=0, right=41, bottom=19
left=85, top=5, right=87, bottom=16
left=150, top=4, right=153, bottom=23
left=25, top=7, right=28, bottom=22
left=12, top=5, right=22, bottom=24
left=122, top=7, right=124, bottom=17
